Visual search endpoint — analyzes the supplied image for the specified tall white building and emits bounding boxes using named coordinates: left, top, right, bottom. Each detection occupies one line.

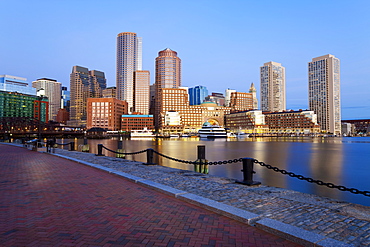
left=308, top=54, right=341, bottom=135
left=116, top=32, right=143, bottom=112
left=32, top=78, right=61, bottom=121
left=225, top=89, right=236, bottom=107
left=260, top=61, right=286, bottom=112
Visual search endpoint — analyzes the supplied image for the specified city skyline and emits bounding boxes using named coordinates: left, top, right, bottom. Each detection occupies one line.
left=1, top=0, right=369, bottom=119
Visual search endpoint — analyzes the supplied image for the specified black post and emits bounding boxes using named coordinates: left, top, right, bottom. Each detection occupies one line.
left=83, top=137, right=88, bottom=145
left=236, top=158, right=261, bottom=186
left=69, top=142, right=75, bottom=151
left=96, top=144, right=105, bottom=156
left=145, top=148, right=156, bottom=165
left=195, top=145, right=208, bottom=173
left=117, top=140, right=122, bottom=149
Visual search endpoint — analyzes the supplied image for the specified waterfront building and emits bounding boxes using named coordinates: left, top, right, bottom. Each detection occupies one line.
left=0, top=75, right=36, bottom=95
left=121, top=114, right=154, bottom=131
left=189, top=85, right=208, bottom=105
left=154, top=48, right=181, bottom=129
left=56, top=108, right=69, bottom=124
left=229, top=91, right=253, bottom=112
left=32, top=78, right=61, bottom=121
left=264, top=110, right=320, bottom=134
left=133, top=70, right=150, bottom=114
left=102, top=86, right=116, bottom=98
left=156, top=88, right=231, bottom=134
left=249, top=83, right=258, bottom=110
left=225, top=110, right=268, bottom=134
left=0, top=91, right=48, bottom=122
left=69, top=66, right=106, bottom=127
left=61, top=86, right=70, bottom=111
left=308, top=54, right=341, bottom=135
left=116, top=32, right=143, bottom=112
left=87, top=98, right=127, bottom=131
left=260, top=61, right=286, bottom=112
left=225, top=89, right=236, bottom=107
left=341, top=119, right=370, bottom=135
left=205, top=92, right=225, bottom=106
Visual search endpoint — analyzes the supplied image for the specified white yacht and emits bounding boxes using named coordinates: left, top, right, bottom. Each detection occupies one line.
left=130, top=128, right=155, bottom=138
left=198, top=122, right=227, bottom=138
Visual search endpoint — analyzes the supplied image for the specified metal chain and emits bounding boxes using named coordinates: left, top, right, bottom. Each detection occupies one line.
left=55, top=142, right=72, bottom=146
left=152, top=150, right=242, bottom=165
left=101, top=145, right=147, bottom=155
left=255, top=160, right=370, bottom=197
left=96, top=144, right=370, bottom=197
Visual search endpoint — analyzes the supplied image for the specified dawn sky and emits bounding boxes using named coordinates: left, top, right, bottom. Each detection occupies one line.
left=1, top=0, right=369, bottom=119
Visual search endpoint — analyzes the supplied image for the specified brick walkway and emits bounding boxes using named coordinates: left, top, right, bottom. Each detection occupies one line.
left=0, top=145, right=301, bottom=246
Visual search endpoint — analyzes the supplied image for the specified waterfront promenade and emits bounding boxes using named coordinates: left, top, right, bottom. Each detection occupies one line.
left=1, top=144, right=369, bottom=246
left=0, top=144, right=300, bottom=246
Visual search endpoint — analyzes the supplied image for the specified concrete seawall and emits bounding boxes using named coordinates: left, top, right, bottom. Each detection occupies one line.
left=10, top=144, right=370, bottom=246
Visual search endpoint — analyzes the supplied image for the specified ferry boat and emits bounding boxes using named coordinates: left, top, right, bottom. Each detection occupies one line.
left=130, top=128, right=155, bottom=138
left=198, top=122, right=227, bottom=138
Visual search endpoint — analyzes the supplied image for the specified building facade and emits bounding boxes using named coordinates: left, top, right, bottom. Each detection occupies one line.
left=32, top=78, right=61, bottom=121
left=133, top=70, right=150, bottom=114
left=189, top=85, right=208, bottom=105
left=341, top=119, right=370, bottom=135
left=116, top=32, right=142, bottom=112
left=308, top=54, right=341, bottom=135
left=229, top=92, right=253, bottom=112
left=225, top=110, right=268, bottom=134
left=205, top=92, right=225, bottom=106
left=260, top=61, right=286, bottom=112
left=69, top=66, right=106, bottom=127
left=264, top=110, right=320, bottom=134
left=0, top=75, right=36, bottom=95
left=154, top=48, right=181, bottom=129
left=87, top=98, right=128, bottom=131
left=102, top=86, right=116, bottom=98
left=0, top=91, right=48, bottom=122
left=156, top=88, right=231, bottom=134
left=121, top=114, right=154, bottom=131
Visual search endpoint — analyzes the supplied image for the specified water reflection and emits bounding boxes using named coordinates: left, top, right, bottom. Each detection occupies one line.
left=57, top=137, right=370, bottom=206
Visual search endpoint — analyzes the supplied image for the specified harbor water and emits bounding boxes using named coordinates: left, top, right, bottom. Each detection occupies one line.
left=58, top=136, right=370, bottom=207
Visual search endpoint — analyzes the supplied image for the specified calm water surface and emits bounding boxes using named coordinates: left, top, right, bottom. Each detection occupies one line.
left=59, top=136, right=370, bottom=207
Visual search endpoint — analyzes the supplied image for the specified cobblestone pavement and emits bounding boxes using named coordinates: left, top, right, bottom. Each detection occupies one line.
left=0, top=144, right=301, bottom=246
left=45, top=146, right=370, bottom=247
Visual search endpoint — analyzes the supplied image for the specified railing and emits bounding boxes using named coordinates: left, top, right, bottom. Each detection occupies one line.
left=94, top=144, right=370, bottom=197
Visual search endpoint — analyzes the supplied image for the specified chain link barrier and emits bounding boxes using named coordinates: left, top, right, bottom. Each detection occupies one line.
left=101, top=145, right=147, bottom=155
left=254, top=160, right=370, bottom=197
left=98, top=144, right=370, bottom=197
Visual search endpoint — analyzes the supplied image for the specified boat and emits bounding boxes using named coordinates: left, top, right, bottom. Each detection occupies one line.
left=198, top=122, right=227, bottom=138
left=130, top=128, right=155, bottom=138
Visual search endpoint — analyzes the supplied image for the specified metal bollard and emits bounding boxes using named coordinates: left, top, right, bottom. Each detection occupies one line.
left=145, top=148, right=156, bottom=165
left=236, top=158, right=261, bottom=186
left=194, top=145, right=208, bottom=174
left=96, top=144, right=105, bottom=156
left=69, top=142, right=75, bottom=151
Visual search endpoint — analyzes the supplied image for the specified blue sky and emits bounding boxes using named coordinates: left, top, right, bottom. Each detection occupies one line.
left=1, top=0, right=369, bottom=119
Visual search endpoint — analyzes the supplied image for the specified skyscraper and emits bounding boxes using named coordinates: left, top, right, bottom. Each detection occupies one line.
left=116, top=32, right=142, bottom=112
left=32, top=78, right=61, bottom=121
left=308, top=54, right=341, bottom=135
left=155, top=48, right=181, bottom=89
left=154, top=48, right=181, bottom=129
left=189, top=85, right=208, bottom=105
left=69, top=66, right=106, bottom=127
left=260, top=61, right=286, bottom=112
left=133, top=70, right=150, bottom=114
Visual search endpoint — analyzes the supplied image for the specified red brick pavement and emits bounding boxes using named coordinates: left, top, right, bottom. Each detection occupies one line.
left=0, top=144, right=301, bottom=246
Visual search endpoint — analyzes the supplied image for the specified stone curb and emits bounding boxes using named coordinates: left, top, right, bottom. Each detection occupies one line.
left=47, top=150, right=353, bottom=247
